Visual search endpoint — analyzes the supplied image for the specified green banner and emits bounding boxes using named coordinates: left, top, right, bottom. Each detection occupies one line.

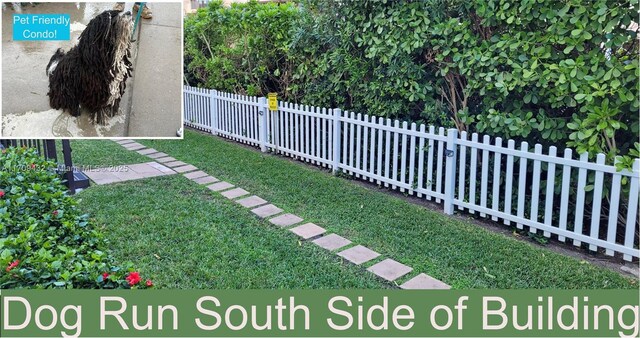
left=0, top=290, right=637, bottom=337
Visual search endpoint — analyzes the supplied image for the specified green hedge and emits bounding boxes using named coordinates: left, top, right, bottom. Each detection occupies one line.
left=184, top=0, right=638, bottom=167
left=0, top=147, right=152, bottom=289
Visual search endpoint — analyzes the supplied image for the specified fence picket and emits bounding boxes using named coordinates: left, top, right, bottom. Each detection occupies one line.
left=480, top=135, right=490, bottom=217
left=529, top=144, right=543, bottom=233
left=400, top=122, right=409, bottom=192
left=588, top=154, right=606, bottom=251
left=314, top=107, right=320, bottom=164
left=458, top=131, right=468, bottom=210
left=573, top=152, right=589, bottom=247
left=392, top=120, right=401, bottom=189
left=435, top=127, right=445, bottom=202
left=468, top=133, right=479, bottom=212
left=323, top=108, right=328, bottom=166
left=516, top=142, right=529, bottom=229
left=343, top=112, right=350, bottom=171
left=384, top=119, right=392, bottom=187
left=503, top=140, right=515, bottom=225
left=543, top=146, right=557, bottom=237
left=417, top=125, right=426, bottom=198
left=377, top=118, right=384, bottom=185
left=355, top=113, right=362, bottom=177
left=368, top=116, right=376, bottom=182
left=362, top=115, right=369, bottom=181
left=623, top=159, right=639, bottom=261
left=558, top=149, right=573, bottom=242
left=605, top=157, right=622, bottom=256
left=491, top=137, right=502, bottom=221
left=408, top=123, right=417, bottom=195
left=426, top=126, right=436, bottom=201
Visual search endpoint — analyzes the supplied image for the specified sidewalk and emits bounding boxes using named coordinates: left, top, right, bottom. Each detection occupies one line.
left=0, top=2, right=182, bottom=137
left=126, top=2, right=182, bottom=137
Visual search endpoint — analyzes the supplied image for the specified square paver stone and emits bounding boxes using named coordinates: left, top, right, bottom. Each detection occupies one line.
left=126, top=163, right=165, bottom=177
left=235, top=196, right=268, bottom=208
left=173, top=165, right=198, bottom=173
left=116, top=139, right=135, bottom=145
left=124, top=143, right=146, bottom=151
left=312, top=234, right=352, bottom=251
left=290, top=223, right=326, bottom=239
left=337, top=245, right=380, bottom=265
left=155, top=156, right=176, bottom=163
left=194, top=176, right=219, bottom=185
left=207, top=181, right=234, bottom=192
left=251, top=204, right=283, bottom=219
left=85, top=170, right=120, bottom=185
left=367, top=259, right=413, bottom=282
left=147, top=162, right=175, bottom=174
left=164, top=160, right=187, bottom=168
left=147, top=152, right=168, bottom=159
left=221, top=188, right=249, bottom=199
left=137, top=148, right=158, bottom=155
left=400, top=273, right=451, bottom=290
left=184, top=170, right=209, bottom=179
left=269, top=213, right=303, bottom=227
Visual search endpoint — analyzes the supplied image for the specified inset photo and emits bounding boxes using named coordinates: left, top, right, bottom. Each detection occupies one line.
left=1, top=1, right=183, bottom=138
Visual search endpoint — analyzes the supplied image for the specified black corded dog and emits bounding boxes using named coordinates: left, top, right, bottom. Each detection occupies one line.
left=46, top=10, right=134, bottom=124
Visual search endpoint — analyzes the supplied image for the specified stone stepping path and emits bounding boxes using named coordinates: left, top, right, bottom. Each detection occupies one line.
left=110, top=139, right=452, bottom=289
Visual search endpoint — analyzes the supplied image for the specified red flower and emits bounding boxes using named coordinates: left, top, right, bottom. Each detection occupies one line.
left=6, top=260, right=19, bottom=272
left=102, top=272, right=110, bottom=280
left=52, top=210, right=59, bottom=216
left=126, top=272, right=141, bottom=286
left=145, top=279, right=153, bottom=287
left=30, top=163, right=36, bottom=169
left=0, top=190, right=4, bottom=198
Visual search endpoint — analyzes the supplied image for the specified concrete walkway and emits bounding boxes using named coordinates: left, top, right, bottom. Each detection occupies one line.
left=126, top=2, right=182, bottom=137
left=103, top=138, right=451, bottom=289
left=0, top=2, right=181, bottom=137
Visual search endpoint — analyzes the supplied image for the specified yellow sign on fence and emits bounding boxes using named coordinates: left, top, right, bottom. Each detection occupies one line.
left=268, top=93, right=278, bottom=111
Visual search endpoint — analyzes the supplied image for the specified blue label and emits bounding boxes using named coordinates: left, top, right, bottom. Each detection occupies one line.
left=13, top=14, right=70, bottom=41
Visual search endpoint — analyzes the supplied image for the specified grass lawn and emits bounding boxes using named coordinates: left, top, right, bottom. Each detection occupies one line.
left=120, top=130, right=636, bottom=289
left=76, top=174, right=387, bottom=288
left=69, top=140, right=150, bottom=166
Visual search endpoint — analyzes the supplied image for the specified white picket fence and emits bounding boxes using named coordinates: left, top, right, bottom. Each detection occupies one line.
left=184, top=86, right=640, bottom=261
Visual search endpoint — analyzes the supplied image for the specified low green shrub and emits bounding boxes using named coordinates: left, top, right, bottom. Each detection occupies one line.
left=0, top=147, right=152, bottom=289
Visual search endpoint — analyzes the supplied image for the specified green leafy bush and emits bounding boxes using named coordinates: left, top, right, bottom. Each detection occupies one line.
left=0, top=147, right=153, bottom=289
left=184, top=0, right=299, bottom=96
left=184, top=0, right=638, bottom=165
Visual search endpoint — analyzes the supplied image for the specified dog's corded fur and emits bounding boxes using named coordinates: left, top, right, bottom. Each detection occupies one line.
left=47, top=10, right=134, bottom=124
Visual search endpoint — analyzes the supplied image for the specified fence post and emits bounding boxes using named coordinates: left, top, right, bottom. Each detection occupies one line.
left=332, top=108, right=342, bottom=174
left=258, top=97, right=268, bottom=152
left=443, top=128, right=458, bottom=215
left=209, top=89, right=218, bottom=135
